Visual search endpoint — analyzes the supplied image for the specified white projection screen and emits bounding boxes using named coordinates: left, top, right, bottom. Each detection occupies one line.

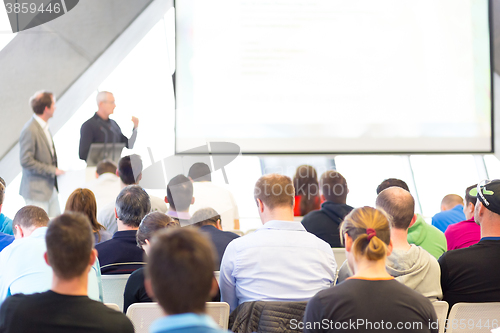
left=175, top=0, right=493, bottom=154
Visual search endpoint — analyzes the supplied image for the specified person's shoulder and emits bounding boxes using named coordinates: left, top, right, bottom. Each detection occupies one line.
left=95, top=237, right=116, bottom=251
left=84, top=299, right=134, bottom=331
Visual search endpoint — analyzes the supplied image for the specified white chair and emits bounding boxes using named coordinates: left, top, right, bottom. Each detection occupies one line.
left=432, top=301, right=449, bottom=333
left=101, top=274, right=130, bottom=312
left=105, top=303, right=121, bottom=312
left=332, top=248, right=347, bottom=269
left=126, top=302, right=230, bottom=333
left=447, top=302, right=500, bottom=333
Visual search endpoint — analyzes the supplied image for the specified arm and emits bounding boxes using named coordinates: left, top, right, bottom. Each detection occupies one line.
left=19, top=127, right=56, bottom=177
left=112, top=121, right=137, bottom=149
left=219, top=242, right=238, bottom=312
left=438, top=255, right=448, bottom=300
left=79, top=121, right=94, bottom=161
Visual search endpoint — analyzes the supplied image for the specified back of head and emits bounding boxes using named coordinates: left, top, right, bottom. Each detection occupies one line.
left=441, top=194, right=464, bottom=211
left=293, top=165, right=320, bottom=215
left=465, top=184, right=478, bottom=206
left=254, top=174, right=294, bottom=210
left=375, top=187, right=415, bottom=230
left=191, top=208, right=221, bottom=227
left=137, top=212, right=178, bottom=247
left=13, top=206, right=49, bottom=231
left=46, top=212, right=94, bottom=280
left=65, top=188, right=100, bottom=233
left=376, top=178, right=410, bottom=194
left=166, top=175, right=193, bottom=212
left=118, top=155, right=143, bottom=185
left=188, top=163, right=212, bottom=182
left=29, top=91, right=53, bottom=115
left=96, top=160, right=117, bottom=176
left=341, top=206, right=391, bottom=261
left=320, top=170, right=348, bottom=204
left=116, top=185, right=151, bottom=228
left=146, top=228, right=215, bottom=314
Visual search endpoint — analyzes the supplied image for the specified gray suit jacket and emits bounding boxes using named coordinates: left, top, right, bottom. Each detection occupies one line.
left=19, top=117, right=58, bottom=201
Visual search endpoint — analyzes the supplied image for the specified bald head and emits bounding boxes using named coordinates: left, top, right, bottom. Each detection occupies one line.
left=96, top=91, right=112, bottom=105
left=441, top=194, right=463, bottom=211
left=376, top=187, right=415, bottom=230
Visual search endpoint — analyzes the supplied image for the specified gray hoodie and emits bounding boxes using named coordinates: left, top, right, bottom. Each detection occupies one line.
left=337, top=245, right=442, bottom=301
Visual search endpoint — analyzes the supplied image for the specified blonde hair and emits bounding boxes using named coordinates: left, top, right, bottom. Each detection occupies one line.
left=341, top=206, right=391, bottom=261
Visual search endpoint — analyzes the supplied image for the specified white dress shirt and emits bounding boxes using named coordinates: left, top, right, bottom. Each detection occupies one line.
left=33, top=115, right=54, bottom=156
left=219, top=220, right=336, bottom=311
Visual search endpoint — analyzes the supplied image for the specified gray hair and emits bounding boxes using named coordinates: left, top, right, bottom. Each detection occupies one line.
left=116, top=185, right=151, bottom=228
left=96, top=91, right=112, bottom=105
left=190, top=208, right=220, bottom=227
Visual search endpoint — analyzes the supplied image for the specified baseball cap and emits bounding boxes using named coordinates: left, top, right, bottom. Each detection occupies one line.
left=470, top=179, right=500, bottom=215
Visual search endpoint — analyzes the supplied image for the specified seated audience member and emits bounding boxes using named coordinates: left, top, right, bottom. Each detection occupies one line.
left=145, top=228, right=227, bottom=333
left=377, top=178, right=447, bottom=259
left=98, top=155, right=167, bottom=234
left=188, top=162, right=240, bottom=230
left=303, top=207, right=438, bottom=333
left=166, top=174, right=195, bottom=226
left=0, top=232, right=14, bottom=252
left=0, top=178, right=13, bottom=235
left=445, top=184, right=481, bottom=250
left=0, top=212, right=134, bottom=333
left=301, top=170, right=353, bottom=247
left=96, top=185, right=151, bottom=274
left=65, top=188, right=111, bottom=244
left=123, top=212, right=179, bottom=312
left=85, top=160, right=121, bottom=211
left=191, top=207, right=239, bottom=269
left=439, top=180, right=500, bottom=309
left=431, top=194, right=466, bottom=232
left=0, top=206, right=103, bottom=304
left=338, top=187, right=442, bottom=300
left=293, top=165, right=321, bottom=217
left=220, top=174, right=336, bottom=312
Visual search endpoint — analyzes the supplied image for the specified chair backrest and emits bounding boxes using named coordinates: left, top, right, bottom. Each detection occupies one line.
left=126, top=302, right=230, bottom=333
left=447, top=302, right=500, bottom=333
left=101, top=274, right=130, bottom=312
left=105, top=303, right=121, bottom=312
left=332, top=248, right=347, bottom=269
left=432, top=301, right=449, bottom=333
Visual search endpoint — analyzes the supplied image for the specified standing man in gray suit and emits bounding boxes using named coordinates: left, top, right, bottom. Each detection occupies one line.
left=19, top=91, right=65, bottom=216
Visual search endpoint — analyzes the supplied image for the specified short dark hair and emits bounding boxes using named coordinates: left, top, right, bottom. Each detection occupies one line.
left=13, top=206, right=49, bottom=231
left=96, top=160, right=117, bottom=176
left=320, top=170, right=348, bottom=204
left=376, top=178, right=410, bottom=194
left=376, top=187, right=415, bottom=230
left=0, top=181, right=4, bottom=206
left=146, top=228, right=216, bottom=314
left=118, top=155, right=143, bottom=185
left=293, top=165, right=320, bottom=216
left=191, top=208, right=221, bottom=227
left=46, top=212, right=94, bottom=280
left=137, top=212, right=178, bottom=248
left=116, top=185, right=151, bottom=228
left=30, top=91, right=54, bottom=115
left=188, top=163, right=212, bottom=182
left=465, top=184, right=478, bottom=206
left=166, top=175, right=193, bottom=212
left=254, top=174, right=294, bottom=209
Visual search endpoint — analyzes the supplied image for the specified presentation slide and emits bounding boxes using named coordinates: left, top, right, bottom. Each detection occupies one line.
left=175, top=0, right=492, bottom=154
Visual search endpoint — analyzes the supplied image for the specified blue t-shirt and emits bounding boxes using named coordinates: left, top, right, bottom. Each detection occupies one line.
left=0, top=213, right=13, bottom=235
left=432, top=205, right=465, bottom=233
left=0, top=232, right=14, bottom=252
left=150, top=313, right=229, bottom=333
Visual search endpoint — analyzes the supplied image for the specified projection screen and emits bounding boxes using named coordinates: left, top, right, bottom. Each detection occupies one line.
left=175, top=0, right=493, bottom=154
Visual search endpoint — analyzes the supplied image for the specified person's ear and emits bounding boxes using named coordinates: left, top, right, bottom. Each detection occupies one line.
left=44, top=252, right=50, bottom=266
left=210, top=275, right=219, bottom=298
left=344, top=233, right=353, bottom=253
left=116, top=170, right=120, bottom=177
left=145, top=278, right=155, bottom=300
left=137, top=173, right=143, bottom=183
left=386, top=240, right=393, bottom=257
left=409, top=214, right=417, bottom=227
left=95, top=172, right=99, bottom=179
left=164, top=196, right=169, bottom=204
left=114, top=207, right=118, bottom=219
left=191, top=196, right=195, bottom=205
left=89, top=249, right=97, bottom=266
left=0, top=203, right=3, bottom=213
left=257, top=198, right=265, bottom=213
left=14, top=225, right=23, bottom=239
left=216, top=219, right=222, bottom=230
left=320, top=194, right=325, bottom=202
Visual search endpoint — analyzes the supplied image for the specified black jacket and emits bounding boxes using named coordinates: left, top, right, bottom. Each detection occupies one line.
left=301, top=201, right=353, bottom=247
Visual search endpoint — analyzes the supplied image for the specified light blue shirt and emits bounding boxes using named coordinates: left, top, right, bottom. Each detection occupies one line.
left=220, top=220, right=336, bottom=311
left=150, top=313, right=229, bottom=333
left=0, top=227, right=103, bottom=305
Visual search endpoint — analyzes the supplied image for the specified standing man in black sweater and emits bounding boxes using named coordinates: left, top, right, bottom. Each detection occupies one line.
left=79, top=91, right=139, bottom=161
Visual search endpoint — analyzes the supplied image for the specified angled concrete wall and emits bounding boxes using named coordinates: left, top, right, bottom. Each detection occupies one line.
left=0, top=0, right=172, bottom=184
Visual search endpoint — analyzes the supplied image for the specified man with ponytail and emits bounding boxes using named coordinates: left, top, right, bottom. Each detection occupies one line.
left=303, top=207, right=437, bottom=333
